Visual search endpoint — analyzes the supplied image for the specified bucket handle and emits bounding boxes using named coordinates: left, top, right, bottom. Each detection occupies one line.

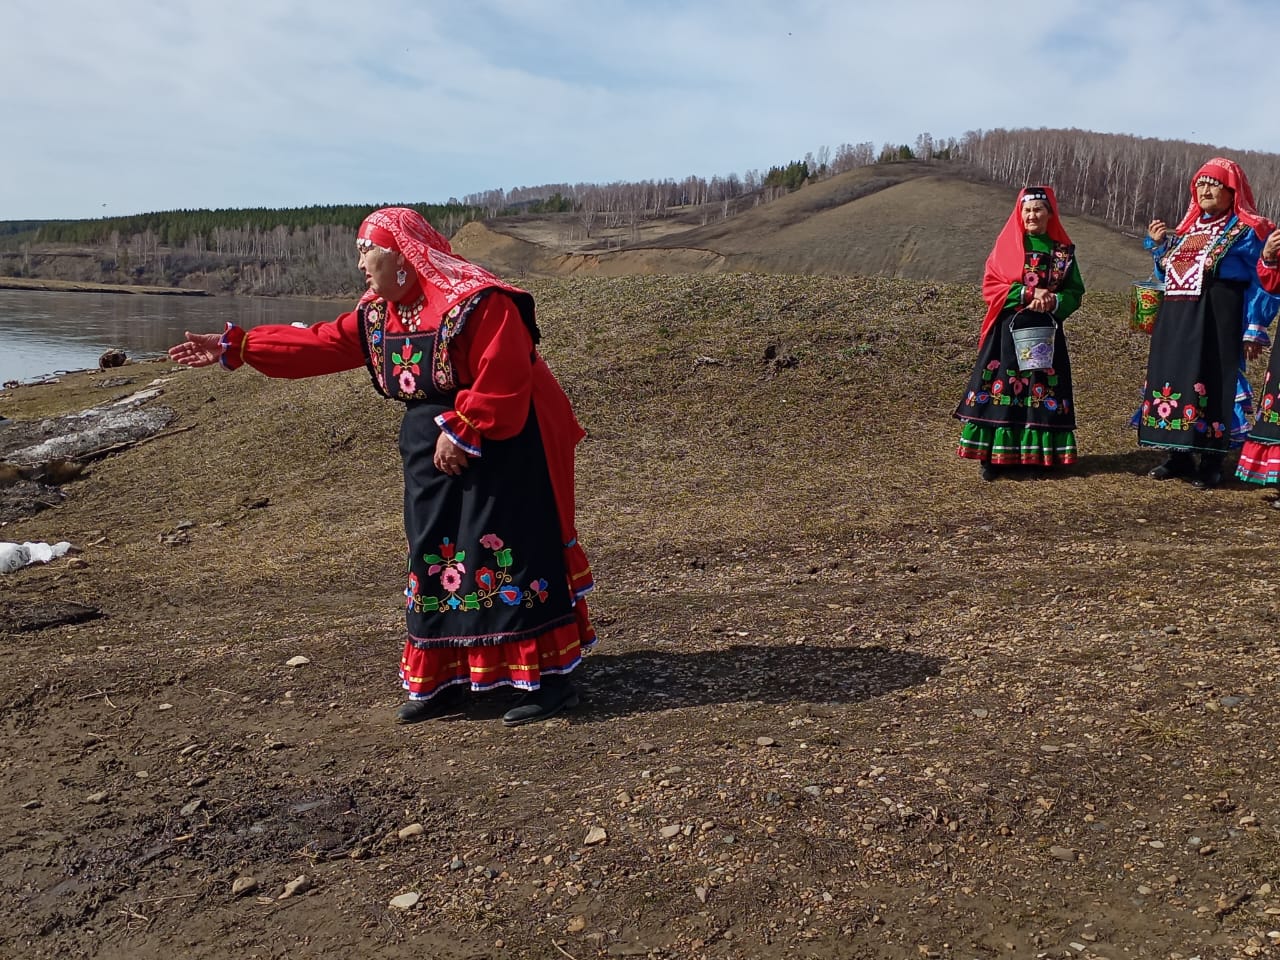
left=1008, top=309, right=1060, bottom=332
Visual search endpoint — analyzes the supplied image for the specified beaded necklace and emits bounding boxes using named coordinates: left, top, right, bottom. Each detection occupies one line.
left=396, top=294, right=426, bottom=332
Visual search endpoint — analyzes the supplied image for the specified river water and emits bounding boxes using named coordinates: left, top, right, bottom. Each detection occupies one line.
left=0, top=290, right=347, bottom=384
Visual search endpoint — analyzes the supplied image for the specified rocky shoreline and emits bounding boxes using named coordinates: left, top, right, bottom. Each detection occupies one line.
left=0, top=276, right=208, bottom=296
left=0, top=362, right=178, bottom=522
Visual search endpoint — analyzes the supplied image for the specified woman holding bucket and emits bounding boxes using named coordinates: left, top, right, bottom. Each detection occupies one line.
left=1136, top=157, right=1276, bottom=489
left=1236, top=230, right=1280, bottom=500
left=955, top=185, right=1085, bottom=481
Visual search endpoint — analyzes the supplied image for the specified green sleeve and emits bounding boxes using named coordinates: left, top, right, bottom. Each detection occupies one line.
left=1004, top=283, right=1024, bottom=311
left=1054, top=259, right=1084, bottom=320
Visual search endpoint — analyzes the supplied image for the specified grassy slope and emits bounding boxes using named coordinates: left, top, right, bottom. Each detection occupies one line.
left=454, top=164, right=1155, bottom=293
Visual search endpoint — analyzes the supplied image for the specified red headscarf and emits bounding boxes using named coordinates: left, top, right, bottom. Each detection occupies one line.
left=1173, top=157, right=1273, bottom=239
left=357, top=207, right=537, bottom=340
left=979, top=186, right=1073, bottom=342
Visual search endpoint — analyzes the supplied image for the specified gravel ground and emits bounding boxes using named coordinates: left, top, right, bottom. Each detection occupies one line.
left=2, top=275, right=1280, bottom=960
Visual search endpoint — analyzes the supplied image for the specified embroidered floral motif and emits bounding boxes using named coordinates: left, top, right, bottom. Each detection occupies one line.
left=362, top=301, right=389, bottom=395
left=406, top=533, right=550, bottom=614
left=1048, top=244, right=1073, bottom=286
left=1260, top=392, right=1280, bottom=425
left=1141, top=381, right=1213, bottom=432
left=359, top=298, right=445, bottom=403
left=432, top=293, right=490, bottom=390
left=964, top=363, right=1067, bottom=413
left=391, top=339, right=424, bottom=395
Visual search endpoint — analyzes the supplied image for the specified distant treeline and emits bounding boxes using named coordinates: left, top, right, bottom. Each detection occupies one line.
left=950, top=128, right=1280, bottom=229
left=0, top=220, right=54, bottom=239
left=0, top=202, right=488, bottom=297
left=4, top=127, right=1278, bottom=295
left=20, top=202, right=483, bottom=248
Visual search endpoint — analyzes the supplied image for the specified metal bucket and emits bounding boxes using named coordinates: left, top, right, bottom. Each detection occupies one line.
left=1009, top=314, right=1056, bottom=371
left=1130, top=280, right=1163, bottom=335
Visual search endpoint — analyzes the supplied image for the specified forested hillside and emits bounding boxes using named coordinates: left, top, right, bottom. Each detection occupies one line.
left=951, top=128, right=1280, bottom=229
left=0, top=203, right=485, bottom=297
left=3, top=127, right=1277, bottom=297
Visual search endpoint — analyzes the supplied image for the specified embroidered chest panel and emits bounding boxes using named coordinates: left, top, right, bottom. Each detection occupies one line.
left=1162, top=216, right=1247, bottom=299
left=1021, top=242, right=1074, bottom=293
left=359, top=292, right=489, bottom=401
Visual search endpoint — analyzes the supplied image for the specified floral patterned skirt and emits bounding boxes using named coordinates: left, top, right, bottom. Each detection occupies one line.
left=954, top=309, right=1077, bottom=466
left=1134, top=279, right=1249, bottom=454
left=397, top=401, right=595, bottom=701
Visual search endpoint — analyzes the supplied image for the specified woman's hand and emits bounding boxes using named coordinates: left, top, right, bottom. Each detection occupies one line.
left=1029, top=289, right=1056, bottom=313
left=434, top=431, right=470, bottom=476
left=1246, top=340, right=1267, bottom=361
left=1262, top=231, right=1280, bottom=265
left=1148, top=219, right=1168, bottom=244
left=168, top=331, right=223, bottom=368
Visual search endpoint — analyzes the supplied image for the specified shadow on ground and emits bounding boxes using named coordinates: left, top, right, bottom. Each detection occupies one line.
left=565, top=643, right=945, bottom=721
left=1071, top=449, right=1167, bottom=477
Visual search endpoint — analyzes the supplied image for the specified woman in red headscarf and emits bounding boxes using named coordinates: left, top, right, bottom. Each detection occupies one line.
left=1237, top=229, right=1280, bottom=500
left=954, top=186, right=1086, bottom=480
left=169, top=207, right=595, bottom=726
left=1137, top=157, right=1277, bottom=489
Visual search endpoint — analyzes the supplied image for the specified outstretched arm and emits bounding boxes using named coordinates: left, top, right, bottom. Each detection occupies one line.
left=168, top=312, right=366, bottom=378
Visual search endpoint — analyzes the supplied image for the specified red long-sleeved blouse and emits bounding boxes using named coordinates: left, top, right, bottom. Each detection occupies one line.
left=219, top=292, right=543, bottom=457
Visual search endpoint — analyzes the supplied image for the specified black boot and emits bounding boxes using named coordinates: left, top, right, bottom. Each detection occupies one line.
left=1148, top=452, right=1194, bottom=481
left=979, top=461, right=1001, bottom=482
left=502, top=675, right=580, bottom=727
left=1192, top=454, right=1224, bottom=489
left=396, top=684, right=468, bottom=724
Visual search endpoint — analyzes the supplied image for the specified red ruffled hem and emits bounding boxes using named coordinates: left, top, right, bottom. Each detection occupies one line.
left=399, top=600, right=596, bottom=700
left=1237, top=440, right=1280, bottom=485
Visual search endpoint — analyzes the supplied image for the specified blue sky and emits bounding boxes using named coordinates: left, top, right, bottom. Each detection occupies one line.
left=3, top=0, right=1280, bottom=221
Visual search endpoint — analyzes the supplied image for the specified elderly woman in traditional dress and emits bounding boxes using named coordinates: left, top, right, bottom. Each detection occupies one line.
left=955, top=186, right=1085, bottom=480
left=1237, top=230, right=1280, bottom=501
left=1137, top=157, right=1276, bottom=489
left=169, top=208, right=595, bottom=726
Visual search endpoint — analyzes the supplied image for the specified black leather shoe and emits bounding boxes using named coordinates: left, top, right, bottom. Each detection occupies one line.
left=502, top=678, right=580, bottom=727
left=1187, top=460, right=1218, bottom=488
left=396, top=685, right=467, bottom=724
left=1148, top=454, right=1194, bottom=481
left=979, top=463, right=1000, bottom=482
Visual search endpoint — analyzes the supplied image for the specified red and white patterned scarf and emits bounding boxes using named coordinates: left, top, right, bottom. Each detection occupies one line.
left=356, top=207, right=529, bottom=318
left=1172, top=158, right=1272, bottom=237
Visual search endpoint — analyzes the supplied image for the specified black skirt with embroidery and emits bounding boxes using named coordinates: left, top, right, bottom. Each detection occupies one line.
left=1135, top=277, right=1246, bottom=454
left=400, top=398, right=575, bottom=649
left=954, top=308, right=1077, bottom=431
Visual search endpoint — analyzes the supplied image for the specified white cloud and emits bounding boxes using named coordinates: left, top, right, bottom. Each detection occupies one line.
left=2, top=0, right=1278, bottom=218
